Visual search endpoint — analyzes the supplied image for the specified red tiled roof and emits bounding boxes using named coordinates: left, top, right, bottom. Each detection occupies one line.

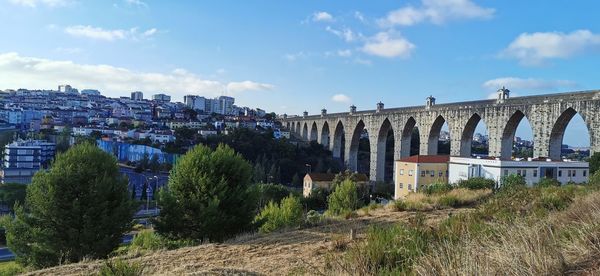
left=398, top=155, right=449, bottom=164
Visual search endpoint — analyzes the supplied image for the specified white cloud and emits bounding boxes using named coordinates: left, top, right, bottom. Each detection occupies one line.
left=354, top=11, right=366, bottom=23
left=64, top=25, right=158, bottom=41
left=9, top=0, right=68, bottom=7
left=0, top=52, right=274, bottom=100
left=378, top=0, right=494, bottom=27
left=124, top=0, right=147, bottom=8
left=226, top=81, right=274, bottom=93
left=501, top=30, right=600, bottom=66
left=483, top=77, right=578, bottom=98
left=362, top=32, right=415, bottom=58
left=312, top=11, right=334, bottom=22
left=331, top=94, right=352, bottom=104
left=337, top=49, right=352, bottom=57
left=325, top=26, right=356, bottom=42
left=283, top=51, right=308, bottom=61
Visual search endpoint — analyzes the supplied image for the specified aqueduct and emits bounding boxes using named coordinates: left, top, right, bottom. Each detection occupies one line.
left=281, top=88, right=600, bottom=182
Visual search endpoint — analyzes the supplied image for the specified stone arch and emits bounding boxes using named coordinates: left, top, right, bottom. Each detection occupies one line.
left=332, top=120, right=345, bottom=159
left=459, top=113, right=489, bottom=157
left=549, top=107, right=591, bottom=160
left=400, top=117, right=418, bottom=157
left=348, top=120, right=368, bottom=173
left=309, top=122, right=318, bottom=141
left=301, top=122, right=308, bottom=140
left=320, top=121, right=330, bottom=148
left=427, top=115, right=448, bottom=155
left=375, top=118, right=395, bottom=182
left=500, top=110, right=531, bottom=160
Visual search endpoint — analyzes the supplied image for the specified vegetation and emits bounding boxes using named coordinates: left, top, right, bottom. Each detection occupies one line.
left=0, top=261, right=24, bottom=276
left=422, top=182, right=453, bottom=195
left=253, top=195, right=304, bottom=233
left=589, top=152, right=600, bottom=174
left=128, top=230, right=195, bottom=252
left=500, top=174, right=527, bottom=189
left=457, top=177, right=496, bottom=190
left=154, top=144, right=255, bottom=242
left=0, top=183, right=27, bottom=210
left=327, top=179, right=361, bottom=217
left=2, top=142, right=135, bottom=268
left=393, top=188, right=492, bottom=211
left=99, top=259, right=143, bottom=276
left=248, top=183, right=293, bottom=210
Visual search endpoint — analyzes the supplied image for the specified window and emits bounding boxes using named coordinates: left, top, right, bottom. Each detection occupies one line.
left=421, top=171, right=426, bottom=177
left=558, top=170, right=562, bottom=177
left=431, top=170, right=435, bottom=177
left=573, top=170, right=576, bottom=177
left=584, top=170, right=587, bottom=177
left=517, top=170, right=521, bottom=176
left=409, top=170, right=413, bottom=176
left=399, top=183, right=403, bottom=189
left=533, top=170, right=538, bottom=177
left=504, top=169, right=509, bottom=176
left=446, top=170, right=449, bottom=177
left=408, top=184, right=413, bottom=191
left=439, top=171, right=443, bottom=177
left=523, top=170, right=527, bottom=177
left=400, top=169, right=404, bottom=175
left=567, top=170, right=572, bottom=177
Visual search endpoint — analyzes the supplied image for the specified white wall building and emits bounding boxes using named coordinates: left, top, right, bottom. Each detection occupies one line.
left=449, top=156, right=589, bottom=186
left=184, top=95, right=206, bottom=111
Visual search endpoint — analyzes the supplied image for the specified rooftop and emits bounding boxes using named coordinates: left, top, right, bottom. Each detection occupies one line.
left=397, top=155, right=450, bottom=164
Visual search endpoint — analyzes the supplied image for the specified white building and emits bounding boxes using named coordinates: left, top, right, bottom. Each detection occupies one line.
left=81, top=89, right=101, bottom=96
left=183, top=95, right=206, bottom=111
left=131, top=91, right=144, bottom=101
left=219, top=96, right=235, bottom=115
left=448, top=156, right=589, bottom=186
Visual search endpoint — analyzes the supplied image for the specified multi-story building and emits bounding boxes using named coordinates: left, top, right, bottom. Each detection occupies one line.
left=448, top=156, right=589, bottom=187
left=394, top=155, right=449, bottom=199
left=183, top=95, right=206, bottom=111
left=81, top=89, right=101, bottom=96
left=219, top=96, right=235, bottom=115
left=1, top=140, right=56, bottom=184
left=131, top=91, right=144, bottom=101
left=152, top=93, right=171, bottom=102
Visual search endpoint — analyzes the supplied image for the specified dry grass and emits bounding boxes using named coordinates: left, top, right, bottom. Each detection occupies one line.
left=393, top=188, right=492, bottom=211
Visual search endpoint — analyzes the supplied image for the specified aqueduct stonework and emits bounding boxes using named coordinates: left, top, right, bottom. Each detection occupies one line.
left=279, top=89, right=600, bottom=182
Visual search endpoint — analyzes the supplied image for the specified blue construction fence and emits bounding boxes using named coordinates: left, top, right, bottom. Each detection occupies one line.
left=97, top=140, right=180, bottom=165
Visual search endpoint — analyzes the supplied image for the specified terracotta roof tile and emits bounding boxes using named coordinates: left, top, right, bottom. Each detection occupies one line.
left=398, top=155, right=449, bottom=164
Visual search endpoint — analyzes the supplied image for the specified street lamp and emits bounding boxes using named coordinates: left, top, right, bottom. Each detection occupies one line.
left=142, top=175, right=158, bottom=215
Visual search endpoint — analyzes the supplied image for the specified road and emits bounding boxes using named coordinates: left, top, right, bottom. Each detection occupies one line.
left=119, top=165, right=170, bottom=200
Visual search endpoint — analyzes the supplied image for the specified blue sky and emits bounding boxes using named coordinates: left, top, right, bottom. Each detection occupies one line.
left=0, top=0, right=598, bottom=146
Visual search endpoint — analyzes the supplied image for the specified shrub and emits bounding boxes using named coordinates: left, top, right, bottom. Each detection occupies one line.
left=372, top=181, right=394, bottom=199
left=590, top=152, right=600, bottom=175
left=500, top=174, right=527, bottom=190
left=423, top=182, right=453, bottom=195
left=457, top=177, right=496, bottom=190
left=437, top=195, right=460, bottom=208
left=327, top=179, right=361, bottom=216
left=154, top=144, right=254, bottom=242
left=247, top=183, right=292, bottom=210
left=536, top=178, right=561, bottom=188
left=254, top=195, right=304, bottom=233
left=301, top=187, right=329, bottom=211
left=305, top=210, right=322, bottom=226
left=99, top=259, right=143, bottom=276
left=130, top=230, right=195, bottom=252
left=0, top=262, right=24, bottom=276
left=2, top=143, right=135, bottom=268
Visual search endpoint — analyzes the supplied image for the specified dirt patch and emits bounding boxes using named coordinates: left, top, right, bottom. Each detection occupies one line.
left=25, top=208, right=465, bottom=275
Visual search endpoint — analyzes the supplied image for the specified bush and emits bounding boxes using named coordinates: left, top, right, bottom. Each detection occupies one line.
left=500, top=174, right=527, bottom=190
left=130, top=230, right=195, bottom=252
left=0, top=262, right=24, bottom=276
left=247, top=183, right=292, bottom=210
left=422, top=182, right=453, bottom=195
left=2, top=143, right=135, bottom=268
left=99, top=259, right=143, bottom=276
left=305, top=210, right=322, bottom=226
left=254, top=195, right=304, bottom=233
left=154, top=144, right=254, bottom=242
left=301, top=187, right=330, bottom=211
left=327, top=179, right=361, bottom=216
left=536, top=178, right=561, bottom=188
left=457, top=177, right=496, bottom=190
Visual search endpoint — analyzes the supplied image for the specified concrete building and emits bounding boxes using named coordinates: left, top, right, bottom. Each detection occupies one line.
left=131, top=91, right=144, bottom=101
left=394, top=155, right=449, bottom=199
left=282, top=89, right=600, bottom=182
left=152, top=93, right=171, bottom=102
left=81, top=89, right=101, bottom=96
left=448, top=156, right=589, bottom=186
left=1, top=140, right=56, bottom=184
left=184, top=95, right=206, bottom=111
left=58, top=84, right=73, bottom=94
left=303, top=173, right=369, bottom=197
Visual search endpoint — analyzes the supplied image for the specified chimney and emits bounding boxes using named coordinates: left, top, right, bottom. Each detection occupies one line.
left=376, top=102, right=384, bottom=112
left=349, top=105, right=357, bottom=114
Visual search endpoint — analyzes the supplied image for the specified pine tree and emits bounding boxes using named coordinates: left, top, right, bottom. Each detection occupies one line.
left=2, top=143, right=135, bottom=268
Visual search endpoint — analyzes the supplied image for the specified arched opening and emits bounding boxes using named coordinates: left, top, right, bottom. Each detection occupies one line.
left=295, top=122, right=300, bottom=134
left=549, top=108, right=590, bottom=160
left=309, top=122, right=318, bottom=141
left=302, top=123, right=308, bottom=140
left=286, top=122, right=290, bottom=130
left=321, top=121, right=330, bottom=148
left=401, top=117, right=420, bottom=157
left=427, top=115, right=450, bottom=155
left=332, top=121, right=345, bottom=162
left=376, top=118, right=395, bottom=182
left=501, top=110, right=533, bottom=160
left=349, top=120, right=370, bottom=175
left=460, top=114, right=489, bottom=157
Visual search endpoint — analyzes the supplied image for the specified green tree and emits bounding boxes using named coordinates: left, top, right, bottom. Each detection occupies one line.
left=2, top=143, right=134, bottom=268
left=590, top=152, right=600, bottom=175
left=253, top=195, right=303, bottom=233
left=154, top=144, right=254, bottom=242
left=56, top=127, right=72, bottom=153
left=0, top=183, right=27, bottom=211
left=500, top=174, right=527, bottom=190
left=327, top=179, right=360, bottom=216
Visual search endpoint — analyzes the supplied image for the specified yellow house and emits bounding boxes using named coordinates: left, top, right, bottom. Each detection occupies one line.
left=394, top=155, right=449, bottom=199
left=303, top=173, right=369, bottom=197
